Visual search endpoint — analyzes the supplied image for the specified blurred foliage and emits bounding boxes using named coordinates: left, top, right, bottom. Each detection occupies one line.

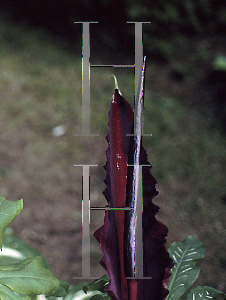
left=127, top=0, right=226, bottom=61
left=127, top=0, right=226, bottom=34
left=1, top=0, right=226, bottom=61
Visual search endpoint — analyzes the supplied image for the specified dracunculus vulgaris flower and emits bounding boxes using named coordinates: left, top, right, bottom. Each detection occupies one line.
left=94, top=86, right=173, bottom=300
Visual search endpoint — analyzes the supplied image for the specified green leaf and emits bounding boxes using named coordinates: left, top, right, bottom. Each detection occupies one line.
left=0, top=197, right=23, bottom=249
left=69, top=275, right=110, bottom=300
left=65, top=290, right=103, bottom=300
left=64, top=283, right=111, bottom=300
left=83, top=275, right=110, bottom=294
left=0, top=228, right=42, bottom=266
left=64, top=287, right=103, bottom=300
left=0, top=256, right=69, bottom=298
left=90, top=294, right=111, bottom=300
left=0, top=283, right=31, bottom=300
left=166, top=236, right=206, bottom=300
left=182, top=286, right=226, bottom=300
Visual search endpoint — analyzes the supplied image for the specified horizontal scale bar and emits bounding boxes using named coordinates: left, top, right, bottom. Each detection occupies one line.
left=90, top=207, right=133, bottom=211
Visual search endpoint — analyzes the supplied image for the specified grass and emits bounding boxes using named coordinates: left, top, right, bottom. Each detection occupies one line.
left=0, top=17, right=225, bottom=291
